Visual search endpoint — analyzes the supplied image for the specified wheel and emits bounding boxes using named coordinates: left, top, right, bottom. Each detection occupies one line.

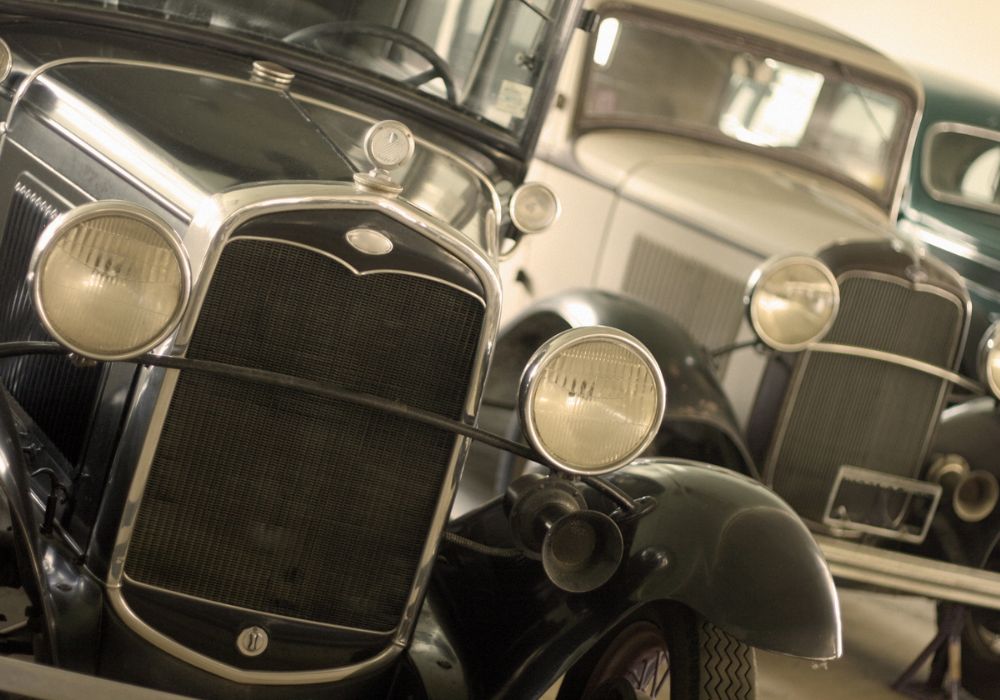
left=563, top=606, right=756, bottom=700
left=283, top=21, right=457, bottom=101
left=958, top=537, right=1000, bottom=699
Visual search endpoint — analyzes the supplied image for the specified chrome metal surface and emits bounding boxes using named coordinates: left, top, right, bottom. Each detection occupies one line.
left=816, top=535, right=1000, bottom=612
left=518, top=326, right=666, bottom=475
left=809, top=342, right=984, bottom=394
left=345, top=227, right=393, bottom=256
left=922, top=121, right=1000, bottom=217
left=509, top=182, right=560, bottom=234
left=0, top=39, right=11, bottom=83
left=235, top=626, right=269, bottom=657
left=27, top=200, right=192, bottom=362
left=820, top=465, right=942, bottom=544
left=249, top=60, right=294, bottom=88
left=978, top=319, right=1000, bottom=398
left=363, top=120, right=415, bottom=172
left=745, top=255, right=840, bottom=353
left=105, top=182, right=500, bottom=684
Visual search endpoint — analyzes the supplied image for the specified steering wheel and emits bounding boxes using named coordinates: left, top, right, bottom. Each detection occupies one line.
left=284, top=21, right=457, bottom=103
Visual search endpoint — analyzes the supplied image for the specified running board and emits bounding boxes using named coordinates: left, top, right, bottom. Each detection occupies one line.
left=815, top=535, right=1000, bottom=611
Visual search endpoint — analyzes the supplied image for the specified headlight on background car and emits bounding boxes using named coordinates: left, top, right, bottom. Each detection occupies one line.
left=745, top=255, right=839, bottom=351
left=979, top=321, right=1000, bottom=399
left=519, top=326, right=666, bottom=475
left=30, top=201, right=191, bottom=361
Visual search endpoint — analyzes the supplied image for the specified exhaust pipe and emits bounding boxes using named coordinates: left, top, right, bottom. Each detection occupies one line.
left=928, top=454, right=1000, bottom=523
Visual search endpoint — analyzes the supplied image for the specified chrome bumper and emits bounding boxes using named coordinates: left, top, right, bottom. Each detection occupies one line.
left=816, top=535, right=1000, bottom=611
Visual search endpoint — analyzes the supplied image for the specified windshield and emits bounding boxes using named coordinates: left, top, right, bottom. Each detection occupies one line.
left=579, top=9, right=916, bottom=208
left=45, top=0, right=567, bottom=138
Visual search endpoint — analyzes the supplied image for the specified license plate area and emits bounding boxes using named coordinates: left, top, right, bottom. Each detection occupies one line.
left=822, top=466, right=942, bottom=544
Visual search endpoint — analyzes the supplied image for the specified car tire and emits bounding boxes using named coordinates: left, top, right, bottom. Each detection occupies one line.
left=564, top=606, right=756, bottom=700
left=957, top=536, right=1000, bottom=700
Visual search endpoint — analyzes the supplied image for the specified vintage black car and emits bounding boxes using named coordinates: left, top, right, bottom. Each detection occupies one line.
left=0, top=1, right=840, bottom=698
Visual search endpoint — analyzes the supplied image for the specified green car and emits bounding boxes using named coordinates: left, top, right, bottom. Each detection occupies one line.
left=900, top=70, right=1000, bottom=695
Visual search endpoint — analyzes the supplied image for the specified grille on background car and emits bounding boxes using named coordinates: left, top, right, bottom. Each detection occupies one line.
left=767, top=274, right=964, bottom=522
left=124, top=238, right=484, bottom=632
left=0, top=181, right=104, bottom=465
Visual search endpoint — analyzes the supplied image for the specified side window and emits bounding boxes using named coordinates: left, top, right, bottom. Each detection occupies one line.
left=925, top=125, right=1000, bottom=212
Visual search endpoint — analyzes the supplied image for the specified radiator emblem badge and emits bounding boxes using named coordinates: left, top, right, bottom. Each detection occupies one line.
left=236, top=626, right=269, bottom=657
left=346, top=227, right=393, bottom=256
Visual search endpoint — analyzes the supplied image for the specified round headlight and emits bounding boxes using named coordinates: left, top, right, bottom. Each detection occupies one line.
left=509, top=182, right=560, bottom=234
left=979, top=320, right=1000, bottom=399
left=519, top=327, right=666, bottom=475
left=30, top=201, right=190, bottom=361
left=745, top=255, right=839, bottom=351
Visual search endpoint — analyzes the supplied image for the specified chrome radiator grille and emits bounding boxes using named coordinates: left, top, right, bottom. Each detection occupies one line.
left=767, top=274, right=964, bottom=522
left=124, top=237, right=484, bottom=631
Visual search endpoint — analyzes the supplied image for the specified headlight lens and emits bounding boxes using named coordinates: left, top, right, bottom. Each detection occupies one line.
left=30, top=202, right=190, bottom=361
left=979, top=321, right=1000, bottom=399
left=519, top=327, right=666, bottom=475
left=745, top=255, right=839, bottom=351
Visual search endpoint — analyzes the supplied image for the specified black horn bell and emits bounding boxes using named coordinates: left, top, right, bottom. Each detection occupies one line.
left=542, top=510, right=624, bottom=593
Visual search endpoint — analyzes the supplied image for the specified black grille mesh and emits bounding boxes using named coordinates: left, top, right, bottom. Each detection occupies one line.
left=769, top=275, right=963, bottom=521
left=125, top=239, right=484, bottom=630
left=0, top=183, right=103, bottom=464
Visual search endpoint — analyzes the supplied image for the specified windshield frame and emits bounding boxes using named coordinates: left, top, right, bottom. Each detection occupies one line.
left=0, top=0, right=583, bottom=162
left=573, top=4, right=919, bottom=214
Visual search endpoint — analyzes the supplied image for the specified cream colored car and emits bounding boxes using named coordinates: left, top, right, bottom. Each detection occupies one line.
left=504, top=0, right=923, bottom=422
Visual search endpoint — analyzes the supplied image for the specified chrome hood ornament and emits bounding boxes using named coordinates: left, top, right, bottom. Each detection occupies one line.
left=354, top=120, right=415, bottom=195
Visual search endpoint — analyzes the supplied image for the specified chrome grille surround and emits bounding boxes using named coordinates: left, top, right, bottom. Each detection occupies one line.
left=104, top=183, right=501, bottom=685
left=764, top=269, right=965, bottom=525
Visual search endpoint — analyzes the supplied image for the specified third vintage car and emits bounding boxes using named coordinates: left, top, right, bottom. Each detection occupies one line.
left=0, top=0, right=841, bottom=698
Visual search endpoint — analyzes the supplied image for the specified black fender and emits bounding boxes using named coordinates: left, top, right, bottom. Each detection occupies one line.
left=926, top=397, right=1000, bottom=567
left=489, top=290, right=755, bottom=475
left=0, top=392, right=102, bottom=672
left=431, top=458, right=840, bottom=699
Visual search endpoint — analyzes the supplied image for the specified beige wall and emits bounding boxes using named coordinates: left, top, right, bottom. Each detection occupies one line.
left=762, top=0, right=999, bottom=96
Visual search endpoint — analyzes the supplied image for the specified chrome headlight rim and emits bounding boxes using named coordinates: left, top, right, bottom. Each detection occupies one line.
left=745, top=254, right=840, bottom=352
left=519, top=326, right=667, bottom=476
left=29, top=200, right=192, bottom=362
left=978, top=319, right=1000, bottom=399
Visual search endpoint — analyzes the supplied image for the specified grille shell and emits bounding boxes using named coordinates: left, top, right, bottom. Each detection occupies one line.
left=124, top=237, right=484, bottom=632
left=766, top=272, right=964, bottom=522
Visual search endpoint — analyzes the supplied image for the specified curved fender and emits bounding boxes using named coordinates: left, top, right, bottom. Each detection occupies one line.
left=0, top=393, right=102, bottom=671
left=491, top=290, right=754, bottom=473
left=432, top=459, right=840, bottom=699
left=611, top=459, right=841, bottom=660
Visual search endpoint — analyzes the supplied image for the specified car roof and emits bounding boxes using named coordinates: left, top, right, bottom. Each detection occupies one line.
left=913, top=67, right=1000, bottom=132
left=598, top=0, right=921, bottom=98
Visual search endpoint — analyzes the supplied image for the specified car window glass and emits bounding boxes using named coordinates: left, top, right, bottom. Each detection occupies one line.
left=926, top=127, right=1000, bottom=211
left=580, top=12, right=912, bottom=208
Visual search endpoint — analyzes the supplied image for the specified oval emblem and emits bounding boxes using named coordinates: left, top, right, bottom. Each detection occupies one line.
left=236, top=626, right=269, bottom=657
left=346, top=227, right=393, bottom=256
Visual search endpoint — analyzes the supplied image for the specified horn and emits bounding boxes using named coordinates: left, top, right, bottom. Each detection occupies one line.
left=542, top=510, right=624, bottom=593
left=953, top=470, right=1000, bottom=523
left=928, top=454, right=999, bottom=523
left=506, top=474, right=586, bottom=558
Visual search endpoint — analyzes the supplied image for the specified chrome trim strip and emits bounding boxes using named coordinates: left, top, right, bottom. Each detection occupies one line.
left=889, top=82, right=924, bottom=223
left=815, top=534, right=1000, bottom=612
left=106, top=181, right=500, bottom=684
left=234, top=236, right=485, bottom=305
left=921, top=121, right=1000, bottom=218
left=106, top=585, right=405, bottom=685
left=119, top=575, right=394, bottom=636
left=809, top=343, right=984, bottom=394
left=7, top=56, right=503, bottom=249
left=764, top=269, right=966, bottom=486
